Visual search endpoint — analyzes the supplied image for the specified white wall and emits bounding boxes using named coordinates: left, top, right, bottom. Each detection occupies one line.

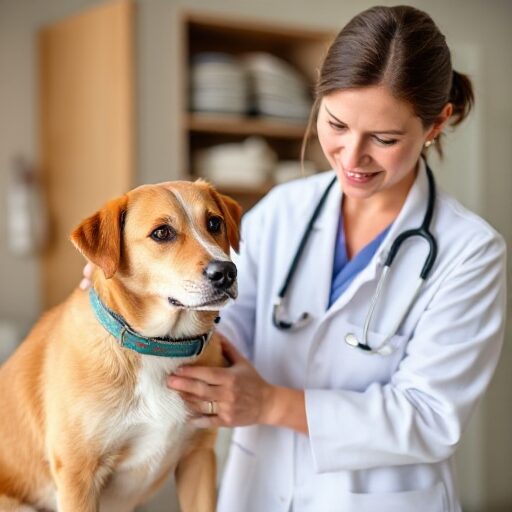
left=1, top=0, right=511, bottom=510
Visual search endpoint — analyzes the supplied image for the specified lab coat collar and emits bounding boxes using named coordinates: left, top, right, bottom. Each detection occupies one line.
left=322, top=158, right=431, bottom=318
left=311, top=171, right=342, bottom=231
left=302, top=172, right=342, bottom=317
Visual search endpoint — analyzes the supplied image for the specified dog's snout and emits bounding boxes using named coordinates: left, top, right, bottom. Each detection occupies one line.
left=204, top=260, right=237, bottom=290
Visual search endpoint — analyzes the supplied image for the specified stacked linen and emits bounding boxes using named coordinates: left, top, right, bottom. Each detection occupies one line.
left=189, top=52, right=312, bottom=120
left=190, top=53, right=249, bottom=115
left=243, top=53, right=312, bottom=121
left=195, top=137, right=277, bottom=188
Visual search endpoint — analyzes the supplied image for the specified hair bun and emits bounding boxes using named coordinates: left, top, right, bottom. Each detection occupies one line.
left=450, top=70, right=474, bottom=126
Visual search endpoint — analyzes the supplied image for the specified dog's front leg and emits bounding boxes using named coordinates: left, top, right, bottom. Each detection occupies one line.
left=175, top=428, right=218, bottom=512
left=55, top=477, right=99, bottom=512
left=54, top=469, right=99, bottom=512
left=49, top=450, right=101, bottom=512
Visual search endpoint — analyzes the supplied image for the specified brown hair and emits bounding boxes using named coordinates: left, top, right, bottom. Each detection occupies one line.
left=303, top=5, right=474, bottom=160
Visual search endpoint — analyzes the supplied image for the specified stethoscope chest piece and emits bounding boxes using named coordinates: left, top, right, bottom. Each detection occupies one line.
left=344, top=333, right=359, bottom=348
left=344, top=332, right=395, bottom=356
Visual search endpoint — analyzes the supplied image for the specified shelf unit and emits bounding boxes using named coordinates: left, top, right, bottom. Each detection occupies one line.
left=180, top=12, right=333, bottom=210
left=186, top=114, right=308, bottom=139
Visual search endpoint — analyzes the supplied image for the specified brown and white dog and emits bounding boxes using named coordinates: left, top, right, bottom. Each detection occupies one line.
left=0, top=180, right=242, bottom=512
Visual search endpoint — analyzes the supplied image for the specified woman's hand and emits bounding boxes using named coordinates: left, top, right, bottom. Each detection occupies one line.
left=167, top=338, right=276, bottom=429
left=79, top=262, right=94, bottom=290
left=167, top=337, right=308, bottom=434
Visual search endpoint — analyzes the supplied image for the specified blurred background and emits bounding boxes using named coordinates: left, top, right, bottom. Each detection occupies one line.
left=0, top=0, right=510, bottom=510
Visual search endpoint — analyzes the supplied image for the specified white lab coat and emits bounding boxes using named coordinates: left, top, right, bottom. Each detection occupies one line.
left=216, top=160, right=507, bottom=512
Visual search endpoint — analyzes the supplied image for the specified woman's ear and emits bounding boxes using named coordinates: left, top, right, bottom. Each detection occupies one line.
left=426, top=102, right=454, bottom=141
left=70, top=195, right=128, bottom=279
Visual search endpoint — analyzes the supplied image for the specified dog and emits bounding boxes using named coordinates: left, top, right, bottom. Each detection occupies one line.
left=0, top=180, right=242, bottom=512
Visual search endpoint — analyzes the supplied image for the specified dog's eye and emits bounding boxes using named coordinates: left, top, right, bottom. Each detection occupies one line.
left=150, top=225, right=176, bottom=242
left=207, top=216, right=223, bottom=234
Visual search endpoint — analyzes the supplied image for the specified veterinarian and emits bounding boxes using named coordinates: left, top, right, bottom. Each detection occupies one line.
left=174, top=6, right=505, bottom=512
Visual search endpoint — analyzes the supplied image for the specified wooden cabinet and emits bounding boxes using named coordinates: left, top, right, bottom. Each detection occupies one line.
left=180, top=12, right=333, bottom=209
left=39, top=0, right=134, bottom=309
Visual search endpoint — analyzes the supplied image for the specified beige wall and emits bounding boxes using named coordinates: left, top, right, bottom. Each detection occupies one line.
left=1, top=0, right=511, bottom=510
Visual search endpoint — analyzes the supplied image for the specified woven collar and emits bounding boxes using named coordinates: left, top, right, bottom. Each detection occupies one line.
left=89, top=288, right=211, bottom=358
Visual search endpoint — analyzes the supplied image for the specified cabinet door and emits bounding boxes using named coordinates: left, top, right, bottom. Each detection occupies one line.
left=39, top=0, right=134, bottom=309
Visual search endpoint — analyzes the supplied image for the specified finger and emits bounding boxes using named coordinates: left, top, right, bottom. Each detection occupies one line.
left=178, top=390, right=202, bottom=403
left=80, top=262, right=94, bottom=290
left=168, top=375, right=224, bottom=400
left=180, top=394, right=215, bottom=416
left=220, top=338, right=246, bottom=365
left=79, top=278, right=91, bottom=291
left=190, top=415, right=224, bottom=429
left=84, top=262, right=94, bottom=278
left=178, top=391, right=221, bottom=412
left=172, top=365, right=230, bottom=386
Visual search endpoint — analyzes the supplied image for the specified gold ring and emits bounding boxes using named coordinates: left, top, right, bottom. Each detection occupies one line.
left=207, top=400, right=217, bottom=415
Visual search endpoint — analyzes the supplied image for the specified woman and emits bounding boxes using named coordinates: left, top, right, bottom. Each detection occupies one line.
left=150, top=5, right=504, bottom=511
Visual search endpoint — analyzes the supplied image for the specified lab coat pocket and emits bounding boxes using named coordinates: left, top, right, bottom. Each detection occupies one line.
left=323, top=320, right=409, bottom=390
left=345, top=482, right=447, bottom=512
left=343, top=320, right=409, bottom=355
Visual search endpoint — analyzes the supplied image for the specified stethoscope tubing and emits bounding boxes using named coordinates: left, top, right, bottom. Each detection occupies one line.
left=272, top=163, right=438, bottom=355
left=384, top=166, right=437, bottom=280
left=272, top=175, right=337, bottom=330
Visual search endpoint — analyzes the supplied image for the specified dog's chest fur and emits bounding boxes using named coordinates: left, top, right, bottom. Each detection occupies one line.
left=37, top=356, right=195, bottom=512
left=99, top=356, right=194, bottom=506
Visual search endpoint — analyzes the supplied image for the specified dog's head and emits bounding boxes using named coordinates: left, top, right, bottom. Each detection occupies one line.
left=70, top=180, right=242, bottom=336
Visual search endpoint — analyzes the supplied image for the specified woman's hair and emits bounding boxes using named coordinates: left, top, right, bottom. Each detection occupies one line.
left=303, top=5, right=474, bottom=159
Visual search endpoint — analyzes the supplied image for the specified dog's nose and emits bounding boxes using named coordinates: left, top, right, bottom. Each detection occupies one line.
left=204, top=260, right=237, bottom=290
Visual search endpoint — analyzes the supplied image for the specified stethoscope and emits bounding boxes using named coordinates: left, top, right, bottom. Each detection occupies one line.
left=272, top=163, right=438, bottom=356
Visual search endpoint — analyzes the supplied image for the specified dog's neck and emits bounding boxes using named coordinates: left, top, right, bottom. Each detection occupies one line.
left=91, top=272, right=219, bottom=358
left=89, top=288, right=212, bottom=358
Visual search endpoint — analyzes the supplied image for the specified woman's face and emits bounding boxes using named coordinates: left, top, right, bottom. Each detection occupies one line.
left=316, top=86, right=440, bottom=206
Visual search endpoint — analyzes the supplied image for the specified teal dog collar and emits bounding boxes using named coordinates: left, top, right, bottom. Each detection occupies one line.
left=89, top=288, right=211, bottom=358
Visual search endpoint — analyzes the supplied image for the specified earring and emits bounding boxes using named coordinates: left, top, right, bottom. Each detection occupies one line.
left=424, top=139, right=434, bottom=148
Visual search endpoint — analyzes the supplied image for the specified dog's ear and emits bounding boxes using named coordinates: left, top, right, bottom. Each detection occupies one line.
left=70, top=195, right=128, bottom=279
left=211, top=190, right=243, bottom=253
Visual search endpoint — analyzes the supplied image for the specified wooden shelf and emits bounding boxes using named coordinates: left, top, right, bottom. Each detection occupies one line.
left=215, top=183, right=274, bottom=196
left=185, top=12, right=332, bottom=47
left=187, top=114, right=308, bottom=139
left=216, top=183, right=275, bottom=212
left=181, top=12, right=334, bottom=209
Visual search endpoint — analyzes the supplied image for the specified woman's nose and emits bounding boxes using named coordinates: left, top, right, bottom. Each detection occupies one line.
left=340, top=138, right=368, bottom=170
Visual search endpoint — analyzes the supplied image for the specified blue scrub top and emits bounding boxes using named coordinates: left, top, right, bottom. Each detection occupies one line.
left=328, top=212, right=391, bottom=308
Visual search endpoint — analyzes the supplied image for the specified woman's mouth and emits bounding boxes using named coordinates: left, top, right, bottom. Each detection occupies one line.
left=344, top=168, right=382, bottom=185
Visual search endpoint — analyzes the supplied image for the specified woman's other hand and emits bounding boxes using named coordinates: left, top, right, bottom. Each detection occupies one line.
left=79, top=262, right=94, bottom=290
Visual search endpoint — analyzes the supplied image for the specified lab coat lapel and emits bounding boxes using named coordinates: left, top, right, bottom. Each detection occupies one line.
left=303, top=174, right=343, bottom=317
left=273, top=172, right=341, bottom=330
left=323, top=160, right=431, bottom=322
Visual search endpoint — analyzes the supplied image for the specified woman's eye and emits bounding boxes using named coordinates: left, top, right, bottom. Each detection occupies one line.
left=150, top=225, right=176, bottom=242
left=328, top=121, right=347, bottom=131
left=207, top=216, right=223, bottom=234
left=374, top=136, right=398, bottom=146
